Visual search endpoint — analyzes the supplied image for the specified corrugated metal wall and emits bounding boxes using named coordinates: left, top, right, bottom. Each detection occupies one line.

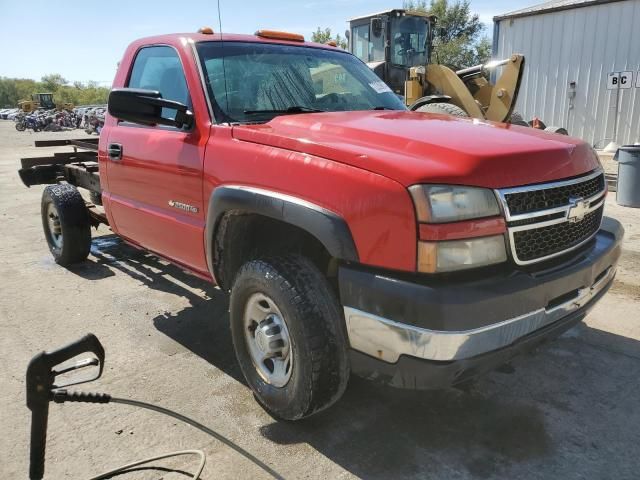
left=494, top=0, right=640, bottom=146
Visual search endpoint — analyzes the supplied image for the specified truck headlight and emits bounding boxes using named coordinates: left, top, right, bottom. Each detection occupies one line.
left=409, top=185, right=501, bottom=223
left=418, top=235, right=507, bottom=273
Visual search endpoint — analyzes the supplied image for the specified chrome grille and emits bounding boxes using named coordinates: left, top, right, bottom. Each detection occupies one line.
left=505, top=173, right=605, bottom=216
left=497, top=169, right=606, bottom=265
left=513, top=205, right=603, bottom=262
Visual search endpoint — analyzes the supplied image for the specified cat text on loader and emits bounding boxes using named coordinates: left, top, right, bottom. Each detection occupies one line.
left=348, top=9, right=567, bottom=133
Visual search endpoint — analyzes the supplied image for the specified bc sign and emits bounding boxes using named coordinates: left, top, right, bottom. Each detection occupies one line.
left=607, top=71, right=634, bottom=89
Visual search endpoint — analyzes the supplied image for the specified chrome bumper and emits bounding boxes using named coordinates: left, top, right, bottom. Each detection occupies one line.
left=344, top=266, right=615, bottom=363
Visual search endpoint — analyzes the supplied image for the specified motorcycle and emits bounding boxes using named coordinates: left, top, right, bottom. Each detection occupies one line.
left=15, top=114, right=41, bottom=132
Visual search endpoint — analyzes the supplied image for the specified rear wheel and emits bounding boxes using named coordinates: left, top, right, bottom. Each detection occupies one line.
left=41, top=184, right=91, bottom=265
left=230, top=255, right=350, bottom=420
left=416, top=102, right=468, bottom=117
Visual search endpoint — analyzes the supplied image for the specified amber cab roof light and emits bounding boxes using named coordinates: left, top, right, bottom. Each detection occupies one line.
left=325, top=40, right=337, bottom=47
left=198, top=27, right=214, bottom=34
left=255, top=29, right=305, bottom=42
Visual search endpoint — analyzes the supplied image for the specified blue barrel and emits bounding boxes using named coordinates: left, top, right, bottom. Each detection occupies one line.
left=616, top=145, right=640, bottom=207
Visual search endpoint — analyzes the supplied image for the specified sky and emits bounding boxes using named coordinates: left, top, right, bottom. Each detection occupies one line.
left=0, top=0, right=533, bottom=85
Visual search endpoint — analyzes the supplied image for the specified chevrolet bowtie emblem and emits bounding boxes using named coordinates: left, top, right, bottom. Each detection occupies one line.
left=567, top=197, right=589, bottom=223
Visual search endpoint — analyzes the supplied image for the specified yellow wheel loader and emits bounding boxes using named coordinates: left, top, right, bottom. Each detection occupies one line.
left=18, top=93, right=57, bottom=113
left=347, top=9, right=562, bottom=131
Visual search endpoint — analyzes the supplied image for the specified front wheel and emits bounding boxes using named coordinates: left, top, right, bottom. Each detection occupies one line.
left=230, top=255, right=350, bottom=421
left=15, top=121, right=25, bottom=131
left=41, top=184, right=91, bottom=265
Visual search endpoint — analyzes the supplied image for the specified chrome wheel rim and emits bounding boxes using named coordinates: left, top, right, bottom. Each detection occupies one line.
left=243, top=293, right=293, bottom=387
left=46, top=203, right=63, bottom=249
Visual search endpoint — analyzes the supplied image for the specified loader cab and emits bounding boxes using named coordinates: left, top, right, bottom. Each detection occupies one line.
left=31, top=93, right=55, bottom=110
left=348, top=9, right=433, bottom=94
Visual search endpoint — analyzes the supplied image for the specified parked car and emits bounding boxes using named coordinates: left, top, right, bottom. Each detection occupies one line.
left=0, top=108, right=18, bottom=119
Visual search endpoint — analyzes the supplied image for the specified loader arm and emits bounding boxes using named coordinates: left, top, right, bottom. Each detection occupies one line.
left=423, top=64, right=485, bottom=119
left=420, top=54, right=525, bottom=123
left=482, top=54, right=525, bottom=123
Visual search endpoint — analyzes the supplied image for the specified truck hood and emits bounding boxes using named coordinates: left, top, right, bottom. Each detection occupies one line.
left=231, top=110, right=600, bottom=188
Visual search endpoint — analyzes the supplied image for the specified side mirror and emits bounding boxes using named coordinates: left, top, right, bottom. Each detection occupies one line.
left=108, top=88, right=194, bottom=129
left=371, top=17, right=383, bottom=38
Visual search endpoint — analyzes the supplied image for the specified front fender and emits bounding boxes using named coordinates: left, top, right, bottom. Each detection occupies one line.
left=204, top=185, right=359, bottom=278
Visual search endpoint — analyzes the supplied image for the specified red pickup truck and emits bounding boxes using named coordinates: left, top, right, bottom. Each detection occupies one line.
left=19, top=29, right=623, bottom=421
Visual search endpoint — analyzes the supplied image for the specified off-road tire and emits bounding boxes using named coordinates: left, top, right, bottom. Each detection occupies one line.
left=15, top=121, right=25, bottom=132
left=41, top=184, right=91, bottom=265
left=416, top=102, right=468, bottom=117
left=230, top=255, right=350, bottom=420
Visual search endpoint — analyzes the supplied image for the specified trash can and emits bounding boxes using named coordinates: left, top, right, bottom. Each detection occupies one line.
left=616, top=145, right=640, bottom=207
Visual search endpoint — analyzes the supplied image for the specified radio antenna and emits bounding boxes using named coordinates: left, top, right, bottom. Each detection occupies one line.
left=217, top=0, right=230, bottom=114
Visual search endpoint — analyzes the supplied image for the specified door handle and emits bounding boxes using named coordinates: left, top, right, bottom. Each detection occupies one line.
left=107, top=143, right=122, bottom=161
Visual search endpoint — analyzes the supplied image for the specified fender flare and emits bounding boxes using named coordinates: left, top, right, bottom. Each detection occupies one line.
left=408, top=95, right=452, bottom=111
left=205, top=185, right=359, bottom=278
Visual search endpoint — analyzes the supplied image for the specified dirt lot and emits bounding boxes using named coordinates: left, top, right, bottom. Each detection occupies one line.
left=1, top=121, right=639, bottom=479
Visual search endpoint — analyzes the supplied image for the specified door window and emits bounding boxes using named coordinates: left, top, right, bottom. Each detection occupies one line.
left=352, top=23, right=385, bottom=63
left=127, top=46, right=190, bottom=119
left=352, top=24, right=370, bottom=62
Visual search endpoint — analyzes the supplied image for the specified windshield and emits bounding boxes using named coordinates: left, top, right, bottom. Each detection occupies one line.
left=390, top=16, right=429, bottom=67
left=196, top=41, right=406, bottom=123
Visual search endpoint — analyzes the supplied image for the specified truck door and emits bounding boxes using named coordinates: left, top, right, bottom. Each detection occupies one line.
left=104, top=45, right=208, bottom=273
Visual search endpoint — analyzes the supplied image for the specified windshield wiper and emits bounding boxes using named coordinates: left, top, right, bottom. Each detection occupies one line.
left=372, top=106, right=394, bottom=110
left=244, top=106, right=326, bottom=115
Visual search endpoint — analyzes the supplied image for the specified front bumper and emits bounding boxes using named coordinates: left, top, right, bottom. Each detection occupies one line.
left=339, top=217, right=623, bottom=389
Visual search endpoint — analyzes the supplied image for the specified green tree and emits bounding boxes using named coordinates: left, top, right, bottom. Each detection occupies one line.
left=403, top=0, right=491, bottom=67
left=311, top=27, right=348, bottom=49
left=40, top=73, right=68, bottom=92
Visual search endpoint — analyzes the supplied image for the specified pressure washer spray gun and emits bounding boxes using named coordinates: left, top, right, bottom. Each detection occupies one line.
left=26, top=334, right=282, bottom=480
left=26, top=334, right=106, bottom=480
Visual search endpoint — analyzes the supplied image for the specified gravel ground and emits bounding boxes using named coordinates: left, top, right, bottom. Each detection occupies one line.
left=1, top=121, right=639, bottom=479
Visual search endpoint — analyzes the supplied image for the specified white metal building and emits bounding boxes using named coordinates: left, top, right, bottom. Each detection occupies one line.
left=493, top=0, right=639, bottom=146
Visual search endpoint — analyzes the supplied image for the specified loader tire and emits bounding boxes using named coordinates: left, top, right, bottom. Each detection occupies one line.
left=417, top=102, right=468, bottom=118
left=509, top=111, right=529, bottom=126
left=545, top=126, right=569, bottom=135
left=230, top=254, right=350, bottom=421
left=41, top=184, right=91, bottom=266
